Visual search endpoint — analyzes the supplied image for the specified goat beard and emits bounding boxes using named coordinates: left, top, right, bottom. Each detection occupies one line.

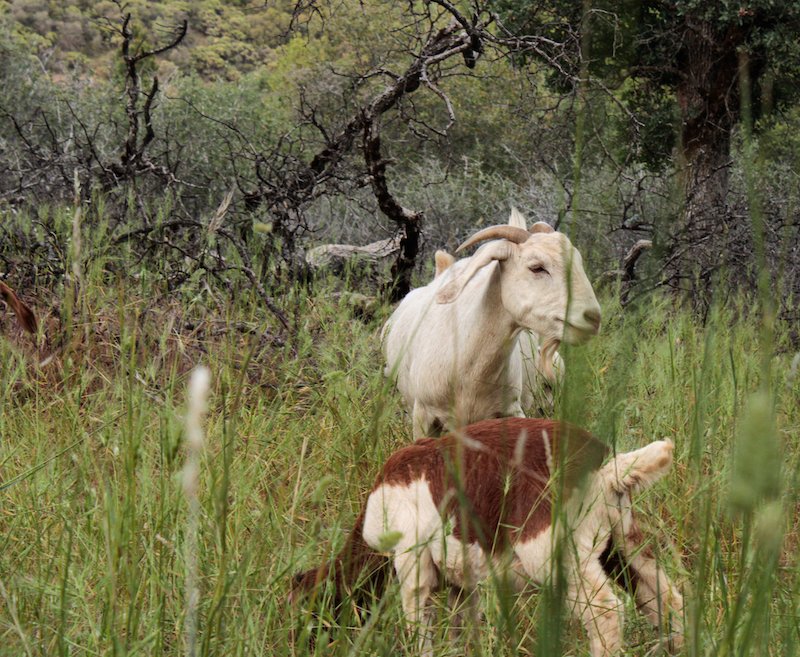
left=539, top=338, right=560, bottom=384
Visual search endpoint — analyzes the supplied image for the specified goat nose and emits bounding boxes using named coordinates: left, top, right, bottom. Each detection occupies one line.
left=583, top=308, right=601, bottom=330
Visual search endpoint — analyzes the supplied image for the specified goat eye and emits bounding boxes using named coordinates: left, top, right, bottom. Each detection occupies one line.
left=529, top=265, right=548, bottom=276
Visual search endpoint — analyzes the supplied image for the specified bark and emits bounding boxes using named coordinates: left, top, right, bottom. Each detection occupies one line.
left=363, top=123, right=423, bottom=301
left=671, top=19, right=741, bottom=301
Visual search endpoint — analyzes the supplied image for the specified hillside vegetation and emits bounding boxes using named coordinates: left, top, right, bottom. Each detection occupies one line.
left=1, top=0, right=800, bottom=655
left=1, top=277, right=799, bottom=655
left=4, top=0, right=300, bottom=79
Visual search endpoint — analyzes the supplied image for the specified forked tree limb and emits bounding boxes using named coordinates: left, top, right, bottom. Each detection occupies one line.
left=363, top=121, right=423, bottom=301
left=244, top=10, right=484, bottom=295
left=622, top=239, right=653, bottom=281
left=117, top=11, right=188, bottom=178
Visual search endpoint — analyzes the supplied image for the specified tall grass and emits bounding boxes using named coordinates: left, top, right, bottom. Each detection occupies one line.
left=1, top=256, right=798, bottom=656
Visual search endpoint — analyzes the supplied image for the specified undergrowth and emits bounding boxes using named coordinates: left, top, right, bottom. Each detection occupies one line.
left=0, top=278, right=799, bottom=656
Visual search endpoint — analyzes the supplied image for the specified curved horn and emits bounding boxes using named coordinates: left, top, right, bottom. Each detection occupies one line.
left=455, top=225, right=531, bottom=253
left=530, top=222, right=554, bottom=234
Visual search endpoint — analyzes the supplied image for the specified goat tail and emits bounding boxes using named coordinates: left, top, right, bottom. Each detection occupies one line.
left=602, top=439, right=673, bottom=496
left=290, top=509, right=391, bottom=611
left=0, top=281, right=38, bottom=334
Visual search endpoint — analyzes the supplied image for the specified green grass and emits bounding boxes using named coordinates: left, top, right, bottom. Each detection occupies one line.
left=1, top=276, right=799, bottom=656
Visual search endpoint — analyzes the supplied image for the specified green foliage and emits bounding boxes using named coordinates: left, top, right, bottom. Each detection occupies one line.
left=2, top=0, right=299, bottom=79
left=493, top=0, right=800, bottom=170
left=614, top=78, right=678, bottom=172
left=1, top=272, right=799, bottom=654
left=756, top=106, right=800, bottom=169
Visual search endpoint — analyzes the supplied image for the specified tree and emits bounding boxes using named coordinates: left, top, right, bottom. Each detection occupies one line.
left=494, top=0, right=800, bottom=302
left=236, top=0, right=496, bottom=300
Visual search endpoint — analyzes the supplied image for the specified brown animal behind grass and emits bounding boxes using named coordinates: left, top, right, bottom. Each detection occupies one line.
left=0, top=283, right=283, bottom=398
left=292, top=418, right=683, bottom=656
left=0, top=281, right=38, bottom=334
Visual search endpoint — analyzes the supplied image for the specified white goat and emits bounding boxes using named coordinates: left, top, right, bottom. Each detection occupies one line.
left=432, top=212, right=565, bottom=415
left=383, top=209, right=600, bottom=438
left=292, top=418, right=684, bottom=656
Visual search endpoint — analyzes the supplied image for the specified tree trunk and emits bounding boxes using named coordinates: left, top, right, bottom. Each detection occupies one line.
left=670, top=19, right=742, bottom=304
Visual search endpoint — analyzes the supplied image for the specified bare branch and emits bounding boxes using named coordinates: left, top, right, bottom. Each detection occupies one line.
left=131, top=20, right=188, bottom=63
left=363, top=120, right=422, bottom=301
left=622, top=239, right=653, bottom=281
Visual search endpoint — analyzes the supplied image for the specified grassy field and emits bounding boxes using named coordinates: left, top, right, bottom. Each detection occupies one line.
left=1, top=277, right=799, bottom=656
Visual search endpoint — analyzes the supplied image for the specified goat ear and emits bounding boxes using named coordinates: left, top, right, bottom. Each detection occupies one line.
left=434, top=250, right=455, bottom=279
left=436, top=241, right=513, bottom=304
left=508, top=207, right=527, bottom=229
left=529, top=222, right=554, bottom=234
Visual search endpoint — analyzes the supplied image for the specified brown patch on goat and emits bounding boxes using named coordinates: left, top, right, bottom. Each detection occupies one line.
left=0, top=281, right=38, bottom=334
left=290, top=509, right=392, bottom=612
left=380, top=418, right=608, bottom=549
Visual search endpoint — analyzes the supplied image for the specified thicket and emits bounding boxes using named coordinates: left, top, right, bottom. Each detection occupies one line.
left=2, top=0, right=799, bottom=323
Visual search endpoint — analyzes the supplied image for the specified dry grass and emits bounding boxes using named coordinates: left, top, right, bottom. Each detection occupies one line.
left=1, top=283, right=799, bottom=656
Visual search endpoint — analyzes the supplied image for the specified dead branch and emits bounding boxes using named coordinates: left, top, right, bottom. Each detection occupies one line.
left=245, top=6, right=486, bottom=292
left=622, top=239, right=653, bottom=282
left=116, top=11, right=188, bottom=182
left=596, top=239, right=653, bottom=305
left=363, top=121, right=423, bottom=301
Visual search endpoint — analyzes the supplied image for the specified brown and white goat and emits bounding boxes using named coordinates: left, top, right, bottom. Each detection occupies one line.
left=292, top=418, right=683, bottom=656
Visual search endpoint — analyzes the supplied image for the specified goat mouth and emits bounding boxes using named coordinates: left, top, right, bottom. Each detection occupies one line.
left=567, top=320, right=599, bottom=333
left=560, top=320, right=599, bottom=343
